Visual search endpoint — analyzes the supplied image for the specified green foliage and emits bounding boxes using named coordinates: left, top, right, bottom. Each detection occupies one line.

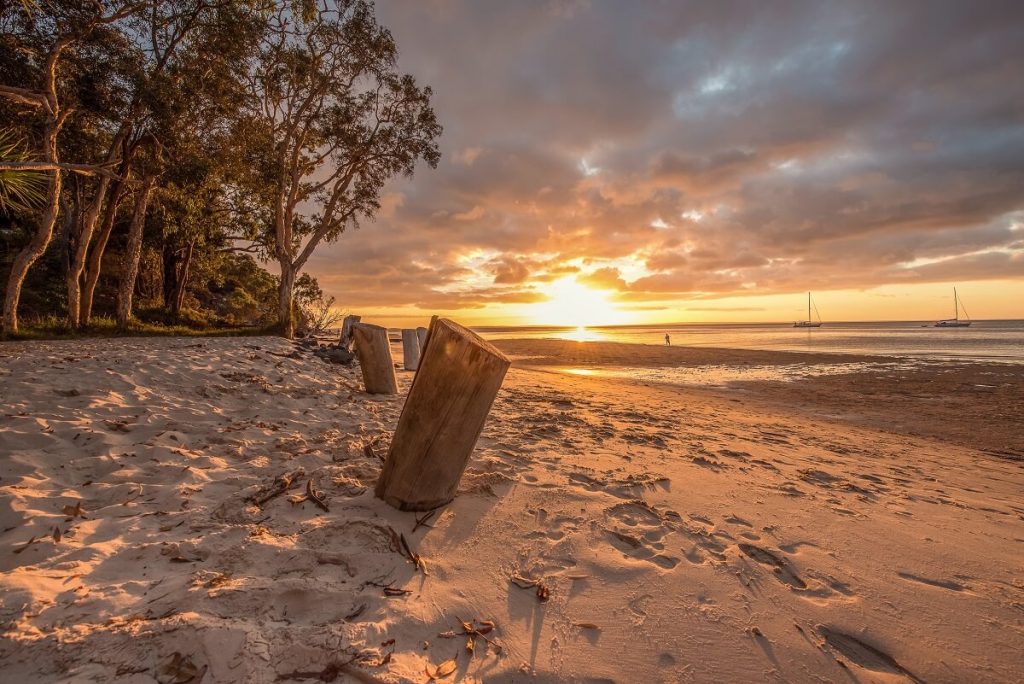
left=0, top=129, right=47, bottom=213
left=0, top=0, right=442, bottom=338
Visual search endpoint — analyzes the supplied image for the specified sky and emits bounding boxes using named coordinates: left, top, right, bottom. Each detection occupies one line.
left=302, top=0, right=1024, bottom=327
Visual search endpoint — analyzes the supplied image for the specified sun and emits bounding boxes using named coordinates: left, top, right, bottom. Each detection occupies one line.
left=529, top=277, right=631, bottom=328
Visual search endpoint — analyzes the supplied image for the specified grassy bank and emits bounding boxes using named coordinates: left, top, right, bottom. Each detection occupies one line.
left=1, top=314, right=276, bottom=342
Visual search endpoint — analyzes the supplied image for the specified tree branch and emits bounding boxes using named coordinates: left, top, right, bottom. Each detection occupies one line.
left=0, top=161, right=126, bottom=180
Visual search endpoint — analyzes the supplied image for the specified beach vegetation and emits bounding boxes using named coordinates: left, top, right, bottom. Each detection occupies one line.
left=1, top=0, right=434, bottom=339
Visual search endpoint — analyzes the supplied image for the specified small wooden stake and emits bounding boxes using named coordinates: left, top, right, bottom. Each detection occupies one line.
left=339, top=314, right=361, bottom=351
left=376, top=318, right=510, bottom=510
left=401, top=329, right=421, bottom=371
left=416, top=326, right=428, bottom=353
left=353, top=322, right=398, bottom=395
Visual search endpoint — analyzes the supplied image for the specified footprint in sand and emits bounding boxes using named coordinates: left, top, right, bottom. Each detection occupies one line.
left=737, top=543, right=807, bottom=589
left=677, top=517, right=732, bottom=566
left=818, top=626, right=925, bottom=683
left=897, top=571, right=971, bottom=593
left=603, top=501, right=679, bottom=569
left=525, top=513, right=583, bottom=541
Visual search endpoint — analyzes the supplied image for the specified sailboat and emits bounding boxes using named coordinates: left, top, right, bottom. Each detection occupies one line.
left=793, top=292, right=822, bottom=328
left=934, top=287, right=971, bottom=327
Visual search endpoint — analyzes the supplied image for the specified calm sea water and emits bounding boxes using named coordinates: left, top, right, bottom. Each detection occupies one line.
left=473, top=320, right=1024, bottom=363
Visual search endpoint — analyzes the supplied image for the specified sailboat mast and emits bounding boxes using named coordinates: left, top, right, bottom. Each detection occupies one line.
left=808, top=292, right=811, bottom=322
left=954, top=287, right=958, bottom=320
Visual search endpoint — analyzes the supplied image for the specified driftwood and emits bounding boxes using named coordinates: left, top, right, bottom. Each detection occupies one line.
left=247, top=468, right=305, bottom=507
left=353, top=322, right=398, bottom=394
left=339, top=315, right=361, bottom=351
left=401, top=329, right=421, bottom=371
left=375, top=317, right=510, bottom=510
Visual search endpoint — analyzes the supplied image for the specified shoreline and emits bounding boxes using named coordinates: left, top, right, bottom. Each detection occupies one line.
left=1, top=336, right=1022, bottom=682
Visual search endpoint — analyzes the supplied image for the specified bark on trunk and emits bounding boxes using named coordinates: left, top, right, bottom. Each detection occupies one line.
left=2, top=123, right=62, bottom=335
left=375, top=317, right=511, bottom=510
left=171, top=240, right=193, bottom=316
left=81, top=164, right=129, bottom=326
left=162, top=240, right=178, bottom=310
left=66, top=176, right=112, bottom=328
left=115, top=175, right=156, bottom=328
left=277, top=260, right=296, bottom=338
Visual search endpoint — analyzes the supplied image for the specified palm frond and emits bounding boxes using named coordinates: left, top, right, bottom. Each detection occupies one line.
left=0, top=128, right=49, bottom=214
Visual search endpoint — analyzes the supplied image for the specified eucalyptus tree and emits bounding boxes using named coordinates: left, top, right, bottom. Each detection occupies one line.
left=79, top=0, right=265, bottom=328
left=0, top=0, right=145, bottom=334
left=237, top=0, right=441, bottom=337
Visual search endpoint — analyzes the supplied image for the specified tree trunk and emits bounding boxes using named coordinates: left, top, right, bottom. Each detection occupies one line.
left=2, top=118, right=62, bottom=335
left=162, top=240, right=177, bottom=310
left=66, top=176, right=113, bottom=328
left=375, top=318, right=511, bottom=510
left=81, top=164, right=129, bottom=326
left=3, top=171, right=61, bottom=335
left=116, top=175, right=156, bottom=328
left=171, top=240, right=194, bottom=316
left=352, top=322, right=398, bottom=394
left=277, top=259, right=296, bottom=338
left=401, top=329, right=421, bottom=370
left=66, top=129, right=127, bottom=330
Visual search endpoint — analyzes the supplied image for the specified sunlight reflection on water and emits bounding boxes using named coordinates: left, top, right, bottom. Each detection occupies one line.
left=556, top=361, right=917, bottom=386
left=557, top=326, right=606, bottom=342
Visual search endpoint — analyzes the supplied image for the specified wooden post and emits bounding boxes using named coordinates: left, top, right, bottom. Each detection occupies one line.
left=401, top=329, right=421, bottom=370
left=352, top=323, right=398, bottom=395
left=339, top=314, right=361, bottom=351
left=416, top=326, right=428, bottom=353
left=375, top=318, right=510, bottom=510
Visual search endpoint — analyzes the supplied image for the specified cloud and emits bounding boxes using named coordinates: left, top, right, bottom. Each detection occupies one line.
left=297, top=0, right=1024, bottom=316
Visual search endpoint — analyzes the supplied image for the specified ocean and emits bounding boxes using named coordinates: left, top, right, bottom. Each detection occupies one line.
left=473, top=320, right=1024, bottom=363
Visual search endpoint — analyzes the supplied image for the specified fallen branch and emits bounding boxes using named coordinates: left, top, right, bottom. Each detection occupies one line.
left=305, top=479, right=330, bottom=512
left=247, top=468, right=305, bottom=507
left=412, top=509, right=437, bottom=533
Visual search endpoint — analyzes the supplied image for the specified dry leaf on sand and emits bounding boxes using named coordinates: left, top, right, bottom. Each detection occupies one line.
left=425, top=656, right=458, bottom=680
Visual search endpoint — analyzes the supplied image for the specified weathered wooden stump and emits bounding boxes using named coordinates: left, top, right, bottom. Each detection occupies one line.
left=352, top=322, right=398, bottom=394
left=376, top=318, right=510, bottom=510
left=401, top=329, right=421, bottom=371
left=416, top=326, right=428, bottom=354
left=339, top=314, right=361, bottom=351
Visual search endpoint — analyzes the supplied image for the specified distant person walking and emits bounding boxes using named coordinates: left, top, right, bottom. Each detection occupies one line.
left=664, top=333, right=671, bottom=346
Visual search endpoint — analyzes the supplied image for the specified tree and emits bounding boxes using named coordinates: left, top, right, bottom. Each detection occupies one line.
left=0, top=0, right=144, bottom=335
left=237, top=0, right=440, bottom=337
left=76, top=0, right=264, bottom=328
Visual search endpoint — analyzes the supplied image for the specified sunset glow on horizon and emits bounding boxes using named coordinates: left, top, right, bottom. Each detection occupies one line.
left=301, top=1, right=1023, bottom=328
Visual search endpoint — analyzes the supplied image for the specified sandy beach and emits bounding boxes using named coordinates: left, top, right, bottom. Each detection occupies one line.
left=1, top=336, right=1022, bottom=683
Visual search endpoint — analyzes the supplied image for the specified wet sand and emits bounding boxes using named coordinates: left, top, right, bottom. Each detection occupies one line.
left=1, top=336, right=1022, bottom=682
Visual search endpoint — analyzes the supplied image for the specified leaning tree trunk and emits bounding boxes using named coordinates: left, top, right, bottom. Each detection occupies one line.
left=66, top=129, right=125, bottom=329
left=66, top=176, right=111, bottom=329
left=115, top=175, right=156, bottom=328
left=80, top=163, right=129, bottom=326
left=2, top=123, right=62, bottom=335
left=4, top=172, right=62, bottom=335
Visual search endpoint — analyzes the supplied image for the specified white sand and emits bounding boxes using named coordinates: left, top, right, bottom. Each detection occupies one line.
left=1, top=336, right=1022, bottom=683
